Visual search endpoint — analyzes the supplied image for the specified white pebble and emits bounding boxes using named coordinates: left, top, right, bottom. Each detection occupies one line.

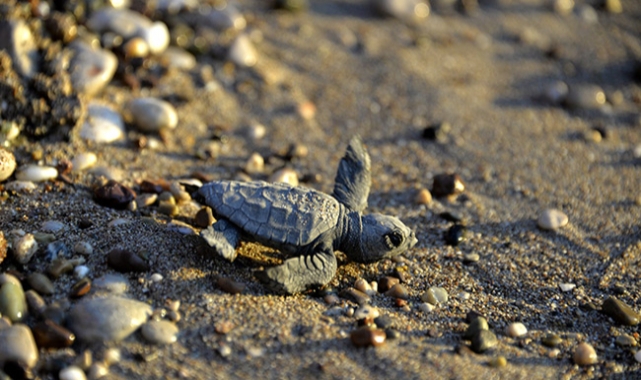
left=15, top=165, right=58, bottom=182
left=4, top=180, right=37, bottom=192
left=103, top=347, right=121, bottom=365
left=88, top=363, right=109, bottom=379
left=354, top=278, right=371, bottom=293
left=245, top=153, right=264, bottom=174
left=506, top=322, right=528, bottom=338
left=354, top=305, right=379, bottom=320
left=218, top=344, right=232, bottom=358
left=72, top=153, right=98, bottom=172
left=74, top=241, right=94, bottom=256
left=419, top=302, right=435, bottom=313
left=125, top=98, right=178, bottom=133
left=150, top=273, right=164, bottom=282
left=12, top=233, right=38, bottom=264
left=141, top=21, right=170, bottom=55
left=247, top=123, right=266, bottom=140
left=80, top=103, right=125, bottom=143
left=59, top=366, right=86, bottom=380
left=74, top=265, right=90, bottom=279
left=559, top=283, right=576, bottom=292
left=269, top=168, right=298, bottom=186
left=537, top=209, right=568, bottom=230
left=228, top=34, right=257, bottom=67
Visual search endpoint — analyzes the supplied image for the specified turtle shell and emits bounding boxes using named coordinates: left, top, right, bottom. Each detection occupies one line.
left=199, top=180, right=341, bottom=246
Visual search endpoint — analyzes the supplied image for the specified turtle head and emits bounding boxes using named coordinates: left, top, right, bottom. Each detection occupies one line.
left=348, top=213, right=417, bottom=263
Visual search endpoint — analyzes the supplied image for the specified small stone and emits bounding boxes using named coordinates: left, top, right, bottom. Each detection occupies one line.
left=88, top=363, right=109, bottom=379
left=419, top=302, right=435, bottom=313
left=24, top=290, right=46, bottom=316
left=577, top=5, right=598, bottom=23
left=506, top=322, right=527, bottom=338
left=559, top=283, right=576, bottom=292
left=431, top=173, right=465, bottom=197
left=565, top=85, right=606, bottom=110
left=104, top=347, right=121, bottom=365
left=297, top=101, right=316, bottom=120
left=141, top=320, right=178, bottom=345
left=32, top=320, right=75, bottom=349
left=615, top=334, right=637, bottom=347
left=228, top=34, right=257, bottom=67
left=67, top=296, right=153, bottom=343
left=354, top=278, right=372, bottom=294
left=87, top=9, right=169, bottom=54
left=136, top=193, right=158, bottom=208
left=354, top=305, right=380, bottom=320
left=0, top=148, right=16, bottom=182
left=41, top=220, right=66, bottom=234
left=573, top=342, right=598, bottom=366
left=635, top=350, right=641, bottom=363
left=11, top=234, right=38, bottom=264
left=415, top=188, right=432, bottom=205
left=269, top=168, right=298, bottom=186
left=214, top=320, right=234, bottom=334
left=4, top=181, right=37, bottom=192
left=341, top=288, right=371, bottom=305
left=445, top=224, right=467, bottom=246
left=324, top=294, right=339, bottom=305
left=158, top=202, right=179, bottom=216
left=123, top=37, right=149, bottom=58
left=378, top=276, right=400, bottom=293
left=94, top=180, right=136, bottom=209
left=0, top=282, right=27, bottom=322
left=553, top=0, right=574, bottom=15
left=74, top=242, right=94, bottom=256
left=80, top=103, right=125, bottom=143
left=47, top=258, right=75, bottom=278
left=68, top=41, right=118, bottom=97
left=544, top=81, right=569, bottom=104
left=247, top=123, right=266, bottom=140
left=601, top=296, right=640, bottom=326
left=159, top=47, right=196, bottom=70
left=488, top=356, right=507, bottom=368
left=27, top=273, right=54, bottom=295
left=107, top=249, right=149, bottom=273
left=70, top=278, right=92, bottom=298
left=125, top=98, right=178, bottom=133
left=245, top=153, right=264, bottom=174
left=385, top=284, right=409, bottom=300
left=0, top=20, right=39, bottom=78
left=537, top=209, right=568, bottom=230
left=541, top=333, right=562, bottom=347
left=371, top=0, right=430, bottom=20
left=15, top=165, right=58, bottom=182
left=215, top=276, right=245, bottom=295
left=350, top=326, right=386, bottom=347
left=194, top=207, right=215, bottom=228
left=59, top=365, right=86, bottom=380
left=464, top=317, right=489, bottom=340
left=471, top=330, right=498, bottom=353
left=421, top=286, right=448, bottom=305
left=462, top=253, right=480, bottom=264
left=71, top=153, right=98, bottom=172
left=604, top=0, right=622, bottom=13
left=200, top=4, right=246, bottom=31
left=93, top=274, right=129, bottom=294
left=45, top=241, right=71, bottom=261
left=0, top=324, right=38, bottom=369
left=421, top=122, right=450, bottom=142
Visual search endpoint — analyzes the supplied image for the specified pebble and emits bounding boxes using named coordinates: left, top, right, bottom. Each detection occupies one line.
left=553, top=0, right=574, bottom=15
left=471, top=330, right=498, bottom=353
left=93, top=274, right=129, bottom=295
left=11, top=233, right=38, bottom=264
left=297, top=101, right=316, bottom=120
left=15, top=165, right=58, bottom=182
left=74, top=242, right=94, bottom=256
left=604, top=0, right=622, bottom=13
left=247, top=123, right=266, bottom=140
left=27, top=273, right=54, bottom=295
left=245, top=153, right=265, bottom=174
left=462, top=253, right=480, bottom=264
left=565, top=84, right=606, bottom=110
left=274, top=0, right=309, bottom=12
left=41, top=220, right=65, bottom=234
left=350, top=326, right=386, bottom=347
left=354, top=278, right=372, bottom=294
left=635, top=350, right=641, bottom=364
left=421, top=286, right=448, bottom=305
left=354, top=305, right=380, bottom=320
left=544, top=81, right=569, bottom=104
left=107, top=249, right=149, bottom=273
left=141, top=320, right=179, bottom=345
left=573, top=342, right=598, bottom=366
left=104, top=347, right=121, bottom=365
left=193, top=207, right=215, bottom=228
left=488, top=356, right=507, bottom=368
left=68, top=41, right=118, bottom=97
left=228, top=34, right=258, bottom=67
left=415, top=188, right=432, bottom=205
left=0, top=147, right=16, bottom=182
left=601, top=296, right=640, bottom=326
left=46, top=241, right=71, bottom=261
left=537, top=209, right=568, bottom=230
left=71, top=153, right=98, bottom=172
left=431, top=173, right=465, bottom=197
left=125, top=98, right=178, bottom=133
left=445, top=224, right=467, bottom=246
left=422, top=122, right=451, bottom=142
left=160, top=47, right=197, bottom=70
left=324, top=294, right=339, bottom=305
left=70, top=278, right=92, bottom=298
left=385, top=283, right=409, bottom=300
left=0, top=324, right=38, bottom=369
left=201, top=4, right=246, bottom=31
left=136, top=193, right=158, bottom=208
left=87, top=9, right=169, bottom=55
left=0, top=20, right=39, bottom=78
left=269, top=168, right=299, bottom=186
left=88, top=363, right=109, bottom=379
left=67, top=296, right=152, bottom=343
left=464, top=317, right=489, bottom=340
left=59, top=366, right=86, bottom=380
left=419, top=302, right=435, bottom=313
left=506, top=322, right=527, bottom=338
left=341, top=287, right=371, bottom=305
left=80, top=103, right=125, bottom=143
left=615, top=334, right=636, bottom=347
left=559, top=283, right=576, bottom=292
left=32, top=320, right=75, bottom=349
left=576, top=5, right=598, bottom=23
left=215, top=276, right=245, bottom=295
left=0, top=281, right=27, bottom=322
left=24, top=290, right=46, bottom=316
left=4, top=180, right=37, bottom=192
left=94, top=180, right=137, bottom=209
left=371, top=0, right=430, bottom=20
left=48, top=258, right=77, bottom=278
left=378, top=276, right=400, bottom=293
left=214, top=320, right=234, bottom=334
left=541, top=333, right=562, bottom=347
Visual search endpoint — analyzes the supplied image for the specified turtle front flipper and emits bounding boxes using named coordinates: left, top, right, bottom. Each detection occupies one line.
left=332, top=135, right=371, bottom=212
left=201, top=219, right=240, bottom=262
left=255, top=244, right=337, bottom=294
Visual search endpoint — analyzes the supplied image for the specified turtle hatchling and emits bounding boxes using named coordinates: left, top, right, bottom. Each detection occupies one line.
left=196, top=136, right=418, bottom=294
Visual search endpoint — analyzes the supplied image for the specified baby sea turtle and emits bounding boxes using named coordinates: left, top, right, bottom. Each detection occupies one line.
left=197, top=136, right=417, bottom=294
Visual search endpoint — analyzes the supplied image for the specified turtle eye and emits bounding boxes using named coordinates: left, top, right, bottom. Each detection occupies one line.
left=385, top=231, right=404, bottom=249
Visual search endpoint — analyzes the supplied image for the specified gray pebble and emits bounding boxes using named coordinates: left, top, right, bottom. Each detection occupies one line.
left=576, top=5, right=598, bottom=23
left=125, top=98, right=178, bottom=133
left=141, top=320, right=179, bottom=345
left=341, top=287, right=371, bottom=305
left=0, top=324, right=39, bottom=369
left=0, top=148, right=16, bottom=182
left=537, top=208, right=568, bottom=230
left=471, top=330, right=498, bottom=353
left=565, top=84, right=606, bottom=110
left=0, top=20, right=39, bottom=78
left=27, top=273, right=54, bottom=295
left=615, top=334, right=637, bottom=347
left=602, top=296, right=640, bottom=326
left=79, top=103, right=125, bottom=143
left=87, top=9, right=169, bottom=55
left=73, top=241, right=94, bottom=256
left=41, top=220, right=66, bottom=234
left=200, top=4, right=246, bottom=31
left=68, top=41, right=118, bottom=97
left=92, top=274, right=130, bottom=295
left=544, top=81, right=569, bottom=104
left=464, top=316, right=489, bottom=340
left=541, top=333, right=562, bottom=347
left=371, top=0, right=430, bottom=20
left=46, top=241, right=71, bottom=261
left=24, top=289, right=46, bottom=316
left=0, top=281, right=27, bottom=322
left=67, top=296, right=152, bottom=343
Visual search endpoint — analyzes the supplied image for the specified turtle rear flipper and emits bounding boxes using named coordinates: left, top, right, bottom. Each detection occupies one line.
left=332, top=135, right=371, bottom=212
left=201, top=220, right=240, bottom=262
left=255, top=244, right=337, bottom=294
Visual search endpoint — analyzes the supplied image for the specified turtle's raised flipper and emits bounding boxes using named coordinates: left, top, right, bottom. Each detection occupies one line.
left=332, top=136, right=371, bottom=212
left=255, top=245, right=337, bottom=294
left=201, top=220, right=240, bottom=262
